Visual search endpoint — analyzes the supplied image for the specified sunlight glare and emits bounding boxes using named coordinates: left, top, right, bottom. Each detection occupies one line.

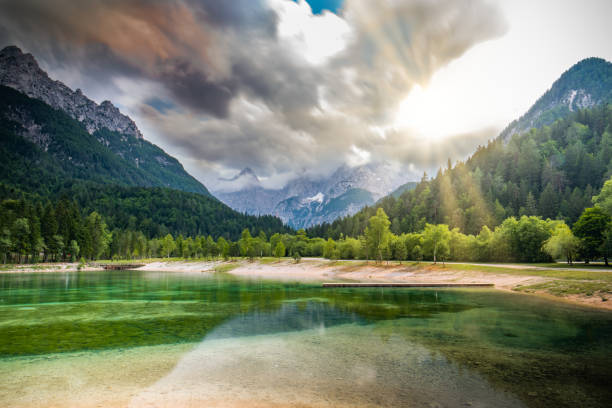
left=394, top=69, right=487, bottom=141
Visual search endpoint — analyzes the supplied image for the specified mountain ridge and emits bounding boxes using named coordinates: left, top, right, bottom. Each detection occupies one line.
left=0, top=45, right=211, bottom=196
left=213, top=163, right=404, bottom=228
left=500, top=57, right=612, bottom=141
left=0, top=45, right=143, bottom=139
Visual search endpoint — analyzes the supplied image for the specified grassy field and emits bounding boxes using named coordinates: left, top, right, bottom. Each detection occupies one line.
left=213, top=263, right=241, bottom=273
left=515, top=281, right=611, bottom=301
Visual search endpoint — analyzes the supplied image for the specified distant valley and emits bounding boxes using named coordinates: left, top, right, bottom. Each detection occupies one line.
left=213, top=163, right=409, bottom=229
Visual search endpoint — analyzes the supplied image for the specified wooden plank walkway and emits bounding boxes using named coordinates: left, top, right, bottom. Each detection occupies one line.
left=102, top=264, right=145, bottom=270
left=322, top=282, right=494, bottom=288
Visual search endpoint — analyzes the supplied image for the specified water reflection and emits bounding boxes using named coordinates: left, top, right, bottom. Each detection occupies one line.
left=130, top=302, right=526, bottom=408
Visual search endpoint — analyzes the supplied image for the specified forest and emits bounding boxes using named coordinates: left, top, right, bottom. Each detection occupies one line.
left=2, top=97, right=611, bottom=265
left=1, top=175, right=610, bottom=265
left=308, top=105, right=612, bottom=239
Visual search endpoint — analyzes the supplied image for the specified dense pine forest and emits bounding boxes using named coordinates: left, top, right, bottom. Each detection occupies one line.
left=0, top=194, right=291, bottom=263
left=309, top=104, right=612, bottom=238
left=0, top=84, right=291, bottom=253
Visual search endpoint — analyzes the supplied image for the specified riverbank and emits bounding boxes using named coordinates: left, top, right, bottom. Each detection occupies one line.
left=2, top=258, right=611, bottom=310
left=141, top=258, right=612, bottom=310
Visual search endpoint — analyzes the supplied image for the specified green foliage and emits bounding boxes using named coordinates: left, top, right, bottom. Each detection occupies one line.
left=323, top=238, right=336, bottom=259
left=422, top=224, right=451, bottom=263
left=291, top=249, right=301, bottom=263
left=593, top=176, right=612, bottom=216
left=68, top=240, right=80, bottom=262
left=365, top=208, right=391, bottom=263
left=542, top=223, right=580, bottom=264
left=309, top=104, right=612, bottom=239
left=273, top=241, right=285, bottom=259
left=161, top=234, right=176, bottom=258
left=573, top=207, right=611, bottom=263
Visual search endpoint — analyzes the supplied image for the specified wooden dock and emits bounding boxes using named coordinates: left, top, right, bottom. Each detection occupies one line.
left=102, top=264, right=145, bottom=270
left=322, top=282, right=494, bottom=288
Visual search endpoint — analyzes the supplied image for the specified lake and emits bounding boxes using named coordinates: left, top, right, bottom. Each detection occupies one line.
left=0, top=270, right=611, bottom=407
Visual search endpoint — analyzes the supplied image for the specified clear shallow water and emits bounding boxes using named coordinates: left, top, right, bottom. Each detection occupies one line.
left=0, top=270, right=611, bottom=408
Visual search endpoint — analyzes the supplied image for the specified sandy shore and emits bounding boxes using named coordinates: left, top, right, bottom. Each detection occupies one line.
left=139, top=258, right=611, bottom=310
left=2, top=258, right=611, bottom=310
left=0, top=262, right=103, bottom=273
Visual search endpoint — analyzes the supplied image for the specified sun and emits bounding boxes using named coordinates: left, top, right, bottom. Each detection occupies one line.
left=393, top=74, right=485, bottom=141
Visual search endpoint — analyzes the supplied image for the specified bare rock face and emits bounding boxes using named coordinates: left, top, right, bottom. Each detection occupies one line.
left=0, top=45, right=143, bottom=139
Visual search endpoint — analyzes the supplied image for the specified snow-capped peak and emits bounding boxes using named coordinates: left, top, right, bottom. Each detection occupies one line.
left=303, top=192, right=324, bottom=204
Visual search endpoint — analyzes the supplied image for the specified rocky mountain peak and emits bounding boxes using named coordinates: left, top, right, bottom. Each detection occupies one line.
left=237, top=167, right=259, bottom=181
left=500, top=57, right=612, bottom=141
left=215, top=167, right=262, bottom=192
left=0, top=45, right=143, bottom=139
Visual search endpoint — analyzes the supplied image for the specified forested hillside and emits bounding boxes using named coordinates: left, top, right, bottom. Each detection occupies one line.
left=0, top=85, right=290, bottom=248
left=0, top=85, right=209, bottom=195
left=309, top=104, right=612, bottom=239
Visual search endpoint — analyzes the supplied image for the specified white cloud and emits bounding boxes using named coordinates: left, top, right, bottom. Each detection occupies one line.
left=272, top=0, right=352, bottom=65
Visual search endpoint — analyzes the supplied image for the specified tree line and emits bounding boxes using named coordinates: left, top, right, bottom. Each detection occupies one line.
left=0, top=195, right=292, bottom=264
left=321, top=176, right=612, bottom=265
left=2, top=175, right=611, bottom=265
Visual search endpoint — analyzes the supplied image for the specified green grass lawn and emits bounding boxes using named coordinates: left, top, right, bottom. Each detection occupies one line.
left=438, top=262, right=612, bottom=282
left=515, top=280, right=611, bottom=300
left=213, top=263, right=240, bottom=273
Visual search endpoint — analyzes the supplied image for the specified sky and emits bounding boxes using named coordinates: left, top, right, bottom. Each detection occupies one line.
left=1, top=0, right=611, bottom=189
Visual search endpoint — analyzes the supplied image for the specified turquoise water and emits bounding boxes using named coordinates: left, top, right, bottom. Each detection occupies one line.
left=0, top=270, right=611, bottom=407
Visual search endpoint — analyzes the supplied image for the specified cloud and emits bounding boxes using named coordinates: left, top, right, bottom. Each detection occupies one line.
left=371, top=126, right=501, bottom=170
left=0, top=0, right=508, bottom=187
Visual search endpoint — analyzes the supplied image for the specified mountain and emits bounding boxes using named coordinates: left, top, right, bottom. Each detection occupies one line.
left=0, top=46, right=289, bottom=239
left=388, top=181, right=418, bottom=199
left=216, top=167, right=262, bottom=192
left=0, top=45, right=208, bottom=195
left=308, top=58, right=612, bottom=239
left=501, top=57, right=612, bottom=141
left=0, top=46, right=142, bottom=139
left=214, top=163, right=405, bottom=229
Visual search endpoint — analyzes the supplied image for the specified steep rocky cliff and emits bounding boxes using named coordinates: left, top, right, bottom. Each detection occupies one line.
left=0, top=46, right=210, bottom=196
left=0, top=45, right=142, bottom=139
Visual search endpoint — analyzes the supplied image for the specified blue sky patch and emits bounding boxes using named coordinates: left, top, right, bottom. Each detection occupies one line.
left=294, top=0, right=343, bottom=15
left=146, top=98, right=176, bottom=114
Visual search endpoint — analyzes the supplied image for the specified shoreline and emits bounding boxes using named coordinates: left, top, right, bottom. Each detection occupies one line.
left=1, top=258, right=611, bottom=310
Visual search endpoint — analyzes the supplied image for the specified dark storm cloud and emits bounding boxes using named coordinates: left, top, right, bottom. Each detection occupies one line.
left=0, top=0, right=278, bottom=118
left=158, top=58, right=236, bottom=118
